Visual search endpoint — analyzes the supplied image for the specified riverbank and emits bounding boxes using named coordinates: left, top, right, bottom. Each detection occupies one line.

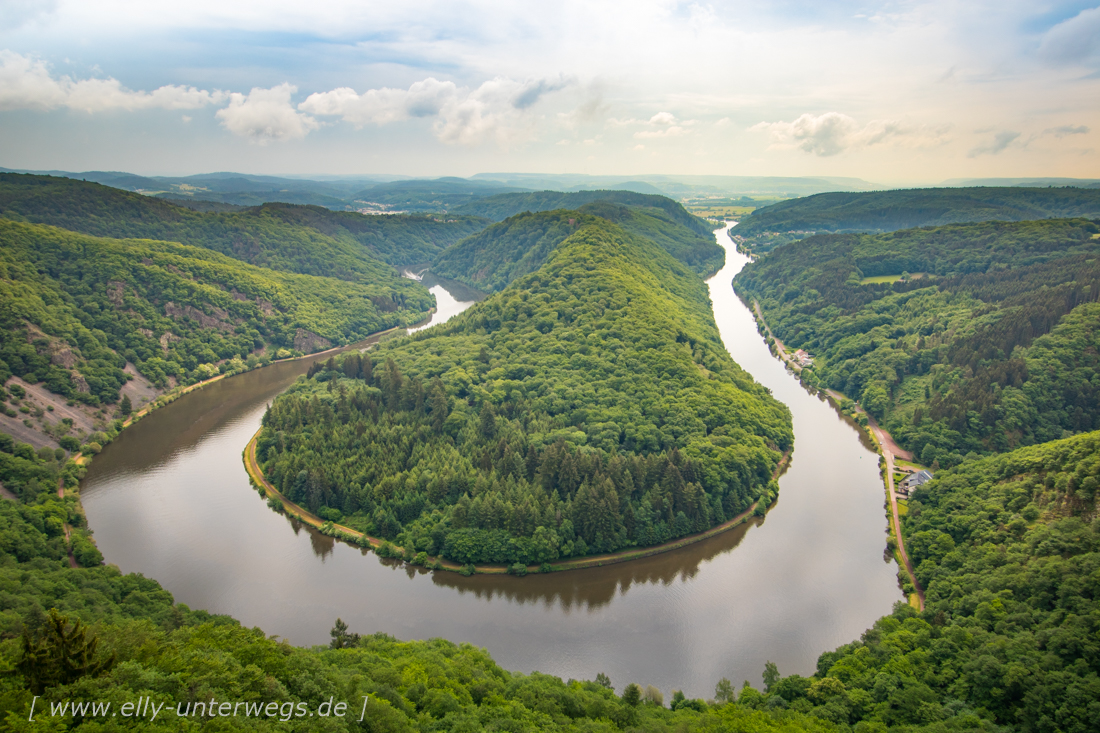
left=64, top=324, right=410, bottom=568
left=72, top=324, right=409, bottom=472
left=243, top=426, right=791, bottom=576
left=747, top=297, right=925, bottom=610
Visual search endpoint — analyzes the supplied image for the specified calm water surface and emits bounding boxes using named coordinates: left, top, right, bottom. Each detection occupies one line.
left=82, top=227, right=901, bottom=697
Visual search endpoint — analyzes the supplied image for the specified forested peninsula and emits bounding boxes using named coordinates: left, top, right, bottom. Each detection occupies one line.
left=256, top=217, right=791, bottom=566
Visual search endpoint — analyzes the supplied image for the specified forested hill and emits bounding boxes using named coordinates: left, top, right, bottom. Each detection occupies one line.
left=0, top=219, right=431, bottom=407
left=734, top=218, right=1100, bottom=466
left=802, top=430, right=1100, bottom=731
left=258, top=217, right=791, bottom=566
left=431, top=211, right=602, bottom=292
left=453, top=189, right=710, bottom=231
left=735, top=186, right=1100, bottom=253
left=433, top=200, right=723, bottom=291
left=0, top=174, right=487, bottom=277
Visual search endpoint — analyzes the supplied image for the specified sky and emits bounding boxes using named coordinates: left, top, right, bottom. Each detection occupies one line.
left=0, top=0, right=1098, bottom=184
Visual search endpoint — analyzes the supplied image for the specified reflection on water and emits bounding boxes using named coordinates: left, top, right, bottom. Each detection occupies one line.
left=82, top=227, right=902, bottom=698
left=430, top=516, right=765, bottom=610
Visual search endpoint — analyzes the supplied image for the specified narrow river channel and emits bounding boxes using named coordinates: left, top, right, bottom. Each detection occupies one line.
left=81, top=226, right=901, bottom=698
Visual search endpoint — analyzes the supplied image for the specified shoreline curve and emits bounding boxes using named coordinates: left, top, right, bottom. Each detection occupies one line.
left=243, top=427, right=791, bottom=576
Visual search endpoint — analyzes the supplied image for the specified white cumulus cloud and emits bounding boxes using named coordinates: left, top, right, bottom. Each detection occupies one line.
left=633, top=112, right=690, bottom=139
left=299, top=77, right=458, bottom=126
left=216, top=84, right=317, bottom=145
left=303, top=75, right=569, bottom=148
left=750, top=112, right=921, bottom=156
left=0, top=50, right=224, bottom=112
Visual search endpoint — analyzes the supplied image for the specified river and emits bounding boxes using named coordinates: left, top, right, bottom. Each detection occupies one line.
left=81, top=226, right=901, bottom=698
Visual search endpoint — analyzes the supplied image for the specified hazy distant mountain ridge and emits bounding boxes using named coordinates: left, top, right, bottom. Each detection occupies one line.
left=735, top=186, right=1100, bottom=254
left=0, top=174, right=483, bottom=276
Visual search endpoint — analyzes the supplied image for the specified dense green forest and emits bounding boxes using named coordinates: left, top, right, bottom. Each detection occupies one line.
left=431, top=205, right=723, bottom=293
left=257, top=218, right=791, bottom=565
left=735, top=187, right=1100, bottom=253
left=734, top=218, right=1100, bottom=466
left=0, top=219, right=432, bottom=404
left=0, top=174, right=486, bottom=276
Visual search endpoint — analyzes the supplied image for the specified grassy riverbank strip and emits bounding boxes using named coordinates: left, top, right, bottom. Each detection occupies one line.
left=243, top=426, right=791, bottom=576
left=748, top=297, right=925, bottom=609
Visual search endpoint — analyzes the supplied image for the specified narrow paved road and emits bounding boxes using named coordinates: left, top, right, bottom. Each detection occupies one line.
left=872, top=426, right=925, bottom=610
left=755, top=301, right=925, bottom=610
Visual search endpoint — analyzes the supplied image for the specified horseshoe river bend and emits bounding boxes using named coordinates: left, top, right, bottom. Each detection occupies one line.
left=80, top=225, right=902, bottom=698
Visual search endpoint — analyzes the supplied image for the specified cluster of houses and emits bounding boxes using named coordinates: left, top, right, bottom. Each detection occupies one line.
left=792, top=349, right=814, bottom=368
left=896, top=469, right=934, bottom=498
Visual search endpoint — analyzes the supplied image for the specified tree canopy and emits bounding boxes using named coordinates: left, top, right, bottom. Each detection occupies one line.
left=259, top=217, right=790, bottom=564
left=0, top=219, right=432, bottom=403
left=735, top=218, right=1100, bottom=465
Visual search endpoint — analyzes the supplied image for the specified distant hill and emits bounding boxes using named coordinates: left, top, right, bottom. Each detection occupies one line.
left=0, top=174, right=487, bottom=277
left=432, top=211, right=602, bottom=292
left=942, top=177, right=1100, bottom=188
left=454, top=189, right=709, bottom=226
left=154, top=189, right=351, bottom=209
left=0, top=219, right=433, bottom=406
left=158, top=198, right=249, bottom=213
left=0, top=168, right=392, bottom=209
left=470, top=173, right=881, bottom=198
left=568, top=180, right=666, bottom=195
left=435, top=192, right=724, bottom=290
left=734, top=186, right=1100, bottom=254
left=350, top=178, right=530, bottom=213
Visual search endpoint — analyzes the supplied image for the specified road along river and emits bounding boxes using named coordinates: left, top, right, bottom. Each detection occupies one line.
left=81, top=227, right=901, bottom=698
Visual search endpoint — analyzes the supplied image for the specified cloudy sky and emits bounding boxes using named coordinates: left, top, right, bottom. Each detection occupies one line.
left=1, top=0, right=1098, bottom=183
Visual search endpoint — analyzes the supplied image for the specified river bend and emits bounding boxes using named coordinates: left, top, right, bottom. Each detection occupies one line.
left=81, top=228, right=901, bottom=697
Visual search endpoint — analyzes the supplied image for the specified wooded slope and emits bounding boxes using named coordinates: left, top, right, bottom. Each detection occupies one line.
left=259, top=217, right=791, bottom=565
left=735, top=218, right=1100, bottom=465
left=433, top=200, right=723, bottom=292
left=0, top=219, right=431, bottom=405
